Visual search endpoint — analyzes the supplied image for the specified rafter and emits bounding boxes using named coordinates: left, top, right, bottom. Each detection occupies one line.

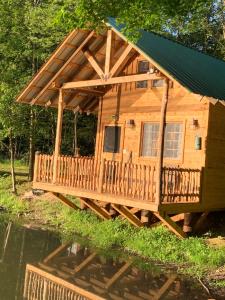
left=31, top=31, right=95, bottom=105
left=63, top=73, right=162, bottom=89
left=82, top=50, right=104, bottom=78
left=109, top=44, right=133, bottom=78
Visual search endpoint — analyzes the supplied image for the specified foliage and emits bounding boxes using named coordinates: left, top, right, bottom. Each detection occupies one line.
left=55, top=0, right=224, bottom=52
left=0, top=0, right=224, bottom=161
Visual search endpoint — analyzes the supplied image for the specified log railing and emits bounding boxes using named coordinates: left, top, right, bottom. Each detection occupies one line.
left=162, top=167, right=202, bottom=203
left=101, top=160, right=156, bottom=202
left=34, top=153, right=201, bottom=203
left=24, top=264, right=99, bottom=300
left=35, top=154, right=99, bottom=191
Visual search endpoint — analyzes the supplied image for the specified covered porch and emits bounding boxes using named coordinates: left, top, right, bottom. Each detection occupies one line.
left=34, top=153, right=201, bottom=207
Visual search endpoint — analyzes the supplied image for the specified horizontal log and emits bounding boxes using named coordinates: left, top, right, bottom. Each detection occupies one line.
left=63, top=73, right=163, bottom=89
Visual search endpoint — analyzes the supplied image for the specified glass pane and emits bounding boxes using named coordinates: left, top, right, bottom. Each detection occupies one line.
left=152, top=79, right=164, bottom=87
left=142, top=123, right=159, bottom=157
left=137, top=60, right=149, bottom=89
left=141, top=122, right=183, bottom=159
left=138, top=61, right=149, bottom=73
left=164, top=123, right=183, bottom=159
left=136, top=80, right=147, bottom=88
left=103, top=126, right=121, bottom=153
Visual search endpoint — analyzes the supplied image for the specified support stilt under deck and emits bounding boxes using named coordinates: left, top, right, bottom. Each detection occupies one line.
left=79, top=198, right=112, bottom=220
left=52, top=192, right=80, bottom=210
left=111, top=204, right=143, bottom=227
left=153, top=212, right=186, bottom=238
left=150, top=213, right=184, bottom=228
left=51, top=191, right=187, bottom=237
left=193, top=212, right=209, bottom=232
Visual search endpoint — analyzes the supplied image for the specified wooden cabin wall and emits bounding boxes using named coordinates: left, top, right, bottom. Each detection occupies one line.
left=202, top=102, right=225, bottom=210
left=95, top=55, right=210, bottom=170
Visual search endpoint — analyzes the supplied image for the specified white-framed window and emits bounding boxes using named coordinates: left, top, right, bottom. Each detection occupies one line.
left=141, top=122, right=183, bottom=159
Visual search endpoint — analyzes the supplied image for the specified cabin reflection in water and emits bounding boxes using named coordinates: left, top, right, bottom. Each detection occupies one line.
left=24, top=243, right=207, bottom=300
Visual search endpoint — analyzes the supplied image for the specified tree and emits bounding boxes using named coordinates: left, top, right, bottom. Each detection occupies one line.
left=0, top=0, right=66, bottom=188
left=56, top=0, right=224, bottom=58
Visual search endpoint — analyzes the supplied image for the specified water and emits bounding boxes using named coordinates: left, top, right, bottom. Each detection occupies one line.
left=0, top=219, right=220, bottom=299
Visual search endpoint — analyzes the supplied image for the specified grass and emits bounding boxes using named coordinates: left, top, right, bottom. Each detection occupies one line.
left=0, top=159, right=225, bottom=286
left=0, top=159, right=28, bottom=173
left=0, top=160, right=29, bottom=215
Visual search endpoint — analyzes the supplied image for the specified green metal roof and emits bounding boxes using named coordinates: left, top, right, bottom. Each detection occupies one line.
left=108, top=18, right=225, bottom=100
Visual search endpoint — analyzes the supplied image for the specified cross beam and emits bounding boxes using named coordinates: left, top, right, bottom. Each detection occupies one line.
left=63, top=73, right=163, bottom=89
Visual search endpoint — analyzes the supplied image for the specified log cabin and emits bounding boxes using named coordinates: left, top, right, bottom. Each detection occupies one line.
left=16, top=18, right=225, bottom=238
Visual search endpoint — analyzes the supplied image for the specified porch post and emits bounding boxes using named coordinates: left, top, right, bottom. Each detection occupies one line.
left=156, top=78, right=169, bottom=207
left=52, top=88, right=64, bottom=183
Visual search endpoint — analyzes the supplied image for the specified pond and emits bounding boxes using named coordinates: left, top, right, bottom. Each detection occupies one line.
left=0, top=218, right=220, bottom=299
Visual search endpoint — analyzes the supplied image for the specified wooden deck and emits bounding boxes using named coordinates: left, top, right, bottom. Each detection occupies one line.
left=34, top=153, right=202, bottom=211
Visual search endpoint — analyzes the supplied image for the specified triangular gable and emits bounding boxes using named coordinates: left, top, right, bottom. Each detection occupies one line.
left=108, top=17, right=225, bottom=101
left=16, top=28, right=143, bottom=111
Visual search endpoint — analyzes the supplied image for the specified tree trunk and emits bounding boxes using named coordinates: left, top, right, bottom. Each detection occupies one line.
left=28, top=109, right=35, bottom=181
left=9, top=129, right=17, bottom=194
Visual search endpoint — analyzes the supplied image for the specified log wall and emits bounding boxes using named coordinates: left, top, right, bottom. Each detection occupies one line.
left=202, top=102, right=225, bottom=209
left=95, top=55, right=210, bottom=171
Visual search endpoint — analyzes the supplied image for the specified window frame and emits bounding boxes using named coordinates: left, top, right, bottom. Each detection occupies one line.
left=101, top=123, right=124, bottom=159
left=139, top=120, right=185, bottom=163
left=136, top=59, right=150, bottom=89
left=151, top=79, right=165, bottom=88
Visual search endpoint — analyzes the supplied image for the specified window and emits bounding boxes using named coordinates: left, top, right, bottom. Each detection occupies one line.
left=103, top=126, right=121, bottom=153
left=141, top=123, right=183, bottom=159
left=152, top=79, right=164, bottom=87
left=136, top=60, right=149, bottom=88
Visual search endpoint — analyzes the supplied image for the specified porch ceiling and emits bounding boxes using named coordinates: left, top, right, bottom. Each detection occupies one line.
left=16, top=28, right=133, bottom=112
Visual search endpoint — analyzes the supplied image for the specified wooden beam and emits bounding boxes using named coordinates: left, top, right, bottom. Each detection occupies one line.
left=63, top=73, right=162, bottom=89
left=105, top=261, right=132, bottom=289
left=43, top=243, right=70, bottom=264
left=61, top=252, right=97, bottom=275
left=31, top=31, right=95, bottom=105
left=109, top=44, right=133, bottom=78
left=150, top=213, right=184, bottom=228
left=34, top=181, right=158, bottom=211
left=112, top=204, right=143, bottom=227
left=75, top=87, right=104, bottom=96
left=193, top=212, right=209, bottom=232
left=153, top=274, right=177, bottom=300
left=82, top=50, right=104, bottom=78
left=155, top=78, right=169, bottom=207
left=74, top=252, right=97, bottom=273
left=52, top=89, right=64, bottom=183
left=105, top=29, right=112, bottom=76
left=153, top=212, right=186, bottom=238
left=52, top=192, right=80, bottom=210
left=80, top=198, right=111, bottom=220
